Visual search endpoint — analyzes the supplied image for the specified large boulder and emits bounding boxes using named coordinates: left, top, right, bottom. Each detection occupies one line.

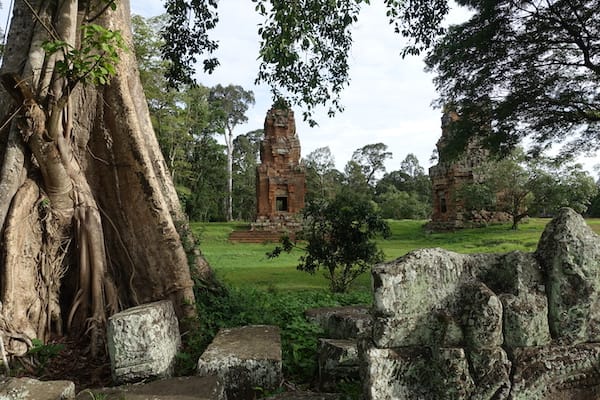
left=371, top=248, right=484, bottom=348
left=305, top=306, right=372, bottom=339
left=511, top=343, right=600, bottom=399
left=317, top=339, right=359, bottom=391
left=459, top=280, right=503, bottom=349
left=364, top=208, right=600, bottom=399
left=360, top=340, right=475, bottom=400
left=536, top=207, right=600, bottom=344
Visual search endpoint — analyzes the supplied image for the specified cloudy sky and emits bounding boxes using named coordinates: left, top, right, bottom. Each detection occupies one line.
left=2, top=1, right=598, bottom=174
left=129, top=0, right=463, bottom=174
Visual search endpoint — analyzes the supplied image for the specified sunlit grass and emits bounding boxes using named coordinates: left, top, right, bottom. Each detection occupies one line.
left=193, top=217, right=600, bottom=292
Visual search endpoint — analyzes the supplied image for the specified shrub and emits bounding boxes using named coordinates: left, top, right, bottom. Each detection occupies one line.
left=178, top=285, right=370, bottom=382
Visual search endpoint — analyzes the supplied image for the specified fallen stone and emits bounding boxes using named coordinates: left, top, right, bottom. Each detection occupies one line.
left=267, top=392, right=339, bottom=399
left=359, top=339, right=475, bottom=400
left=459, top=280, right=503, bottom=348
left=0, top=377, right=75, bottom=400
left=304, top=306, right=371, bottom=339
left=75, top=375, right=225, bottom=400
left=197, top=325, right=282, bottom=400
left=372, top=248, right=500, bottom=348
left=500, top=292, right=551, bottom=347
left=511, top=343, right=600, bottom=399
left=536, top=207, right=600, bottom=344
left=317, top=339, right=359, bottom=391
left=468, top=348, right=511, bottom=399
left=107, top=300, right=181, bottom=384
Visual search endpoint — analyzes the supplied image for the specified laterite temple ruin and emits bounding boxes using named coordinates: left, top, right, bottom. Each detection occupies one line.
left=229, top=106, right=306, bottom=242
left=429, top=110, right=508, bottom=230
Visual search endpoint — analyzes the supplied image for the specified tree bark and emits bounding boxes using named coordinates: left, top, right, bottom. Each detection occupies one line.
left=0, top=0, right=214, bottom=358
left=226, top=128, right=233, bottom=221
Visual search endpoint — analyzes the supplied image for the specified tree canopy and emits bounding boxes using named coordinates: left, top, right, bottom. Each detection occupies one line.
left=161, top=0, right=448, bottom=124
left=161, top=0, right=599, bottom=157
left=426, top=0, right=600, bottom=158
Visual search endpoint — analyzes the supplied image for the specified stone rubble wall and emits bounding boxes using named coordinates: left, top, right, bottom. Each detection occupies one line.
left=363, top=208, right=600, bottom=399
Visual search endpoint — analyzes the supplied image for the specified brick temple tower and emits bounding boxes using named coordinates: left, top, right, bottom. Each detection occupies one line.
left=254, top=106, right=306, bottom=231
left=428, top=110, right=508, bottom=230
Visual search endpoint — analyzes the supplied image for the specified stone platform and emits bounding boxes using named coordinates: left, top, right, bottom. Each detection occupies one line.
left=228, top=229, right=291, bottom=243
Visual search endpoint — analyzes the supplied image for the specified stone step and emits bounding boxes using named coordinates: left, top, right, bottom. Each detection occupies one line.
left=0, top=377, right=75, bottom=400
left=267, top=391, right=340, bottom=399
left=317, top=339, right=360, bottom=392
left=197, top=325, right=282, bottom=400
left=75, top=375, right=225, bottom=400
left=229, top=230, right=292, bottom=243
left=305, top=306, right=372, bottom=339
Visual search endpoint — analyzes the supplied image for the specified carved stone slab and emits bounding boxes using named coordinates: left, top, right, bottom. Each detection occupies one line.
left=107, top=300, right=180, bottom=384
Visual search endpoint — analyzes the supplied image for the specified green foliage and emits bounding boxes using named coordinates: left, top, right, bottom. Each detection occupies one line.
left=132, top=15, right=234, bottom=222
left=377, top=188, right=430, bottom=220
left=207, top=84, right=256, bottom=221
left=455, top=183, right=495, bottom=213
left=179, top=286, right=370, bottom=381
left=375, top=153, right=432, bottom=219
left=303, top=146, right=341, bottom=202
left=42, top=24, right=126, bottom=86
left=271, top=192, right=390, bottom=293
left=426, top=0, right=600, bottom=158
left=470, top=149, right=599, bottom=228
left=162, top=0, right=448, bottom=123
left=77, top=390, right=108, bottom=400
left=27, top=339, right=64, bottom=373
left=349, top=143, right=392, bottom=187
left=162, top=0, right=219, bottom=87
left=233, top=129, right=264, bottom=221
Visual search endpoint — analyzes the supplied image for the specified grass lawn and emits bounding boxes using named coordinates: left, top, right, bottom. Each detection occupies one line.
left=192, top=217, right=600, bottom=292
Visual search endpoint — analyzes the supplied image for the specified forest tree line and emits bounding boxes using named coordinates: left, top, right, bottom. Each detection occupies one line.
left=133, top=14, right=600, bottom=224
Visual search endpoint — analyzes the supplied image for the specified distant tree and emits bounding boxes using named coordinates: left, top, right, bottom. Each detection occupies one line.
left=208, top=84, right=256, bottom=221
left=486, top=152, right=533, bottom=230
left=350, top=143, right=392, bottom=187
left=303, top=146, right=339, bottom=201
left=528, top=161, right=598, bottom=217
left=378, top=188, right=430, bottom=220
left=426, top=0, right=600, bottom=158
left=400, top=153, right=425, bottom=178
left=587, top=181, right=600, bottom=217
left=375, top=153, right=432, bottom=219
left=469, top=150, right=598, bottom=229
left=269, top=191, right=390, bottom=293
left=233, top=129, right=264, bottom=221
left=343, top=160, right=371, bottom=198
left=185, top=133, right=228, bottom=221
left=455, top=183, right=496, bottom=215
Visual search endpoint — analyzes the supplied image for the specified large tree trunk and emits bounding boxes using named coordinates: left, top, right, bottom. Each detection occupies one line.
left=0, top=0, right=214, bottom=358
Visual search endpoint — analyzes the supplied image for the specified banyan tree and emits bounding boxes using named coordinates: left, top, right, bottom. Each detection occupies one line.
left=0, top=0, right=214, bottom=359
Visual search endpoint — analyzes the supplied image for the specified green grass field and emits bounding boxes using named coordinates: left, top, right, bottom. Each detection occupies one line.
left=192, top=218, right=600, bottom=293
left=188, top=217, right=600, bottom=385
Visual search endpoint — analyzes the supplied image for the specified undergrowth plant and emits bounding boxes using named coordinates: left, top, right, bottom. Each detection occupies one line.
left=176, top=285, right=370, bottom=383
left=27, top=339, right=65, bottom=374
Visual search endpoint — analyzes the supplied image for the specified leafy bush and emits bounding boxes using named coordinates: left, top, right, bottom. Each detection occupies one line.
left=270, top=192, right=390, bottom=293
